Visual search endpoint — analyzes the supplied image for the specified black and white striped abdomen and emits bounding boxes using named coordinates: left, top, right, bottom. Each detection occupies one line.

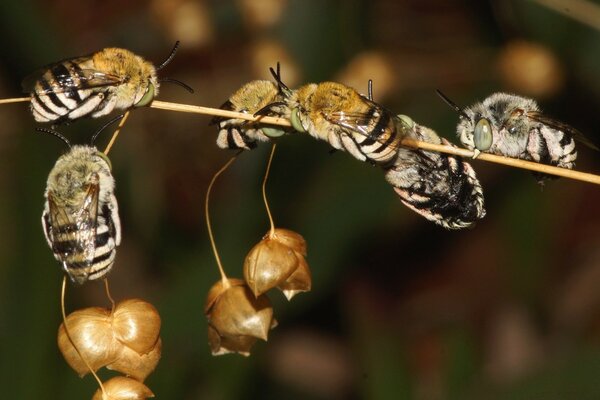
left=43, top=199, right=121, bottom=285
left=215, top=120, right=269, bottom=150
left=527, top=126, right=577, bottom=169
left=29, top=61, right=115, bottom=123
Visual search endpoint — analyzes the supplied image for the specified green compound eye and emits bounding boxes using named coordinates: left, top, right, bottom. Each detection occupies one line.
left=135, top=83, right=155, bottom=107
left=262, top=127, right=287, bottom=138
left=396, top=114, right=415, bottom=129
left=290, top=108, right=306, bottom=132
left=474, top=118, right=493, bottom=151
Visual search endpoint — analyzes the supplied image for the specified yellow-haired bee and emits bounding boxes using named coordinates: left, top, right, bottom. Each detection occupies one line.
left=438, top=91, right=598, bottom=183
left=40, top=126, right=121, bottom=284
left=285, top=81, right=401, bottom=166
left=384, top=115, right=486, bottom=229
left=266, top=72, right=485, bottom=229
left=210, top=64, right=292, bottom=150
left=23, top=41, right=192, bottom=123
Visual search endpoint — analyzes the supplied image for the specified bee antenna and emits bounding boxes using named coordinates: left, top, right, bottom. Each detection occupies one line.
left=159, top=77, right=194, bottom=93
left=367, top=79, right=374, bottom=101
left=269, top=62, right=290, bottom=94
left=436, top=89, right=470, bottom=119
left=36, top=127, right=72, bottom=148
left=90, top=114, right=125, bottom=145
left=254, top=101, right=286, bottom=117
left=156, top=41, right=181, bottom=71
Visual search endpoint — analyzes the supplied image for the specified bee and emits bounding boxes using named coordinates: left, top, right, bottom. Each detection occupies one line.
left=210, top=63, right=292, bottom=150
left=438, top=91, right=598, bottom=183
left=23, top=41, right=192, bottom=123
left=384, top=115, right=486, bottom=229
left=284, top=80, right=402, bottom=166
left=40, top=125, right=121, bottom=284
left=266, top=71, right=485, bottom=228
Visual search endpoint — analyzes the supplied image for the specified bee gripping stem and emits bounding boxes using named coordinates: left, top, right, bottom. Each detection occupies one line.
left=150, top=100, right=600, bottom=186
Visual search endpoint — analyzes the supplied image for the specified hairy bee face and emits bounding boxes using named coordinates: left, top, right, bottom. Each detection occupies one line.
left=288, top=82, right=401, bottom=166
left=24, top=47, right=159, bottom=123
left=456, top=93, right=584, bottom=181
left=211, top=80, right=290, bottom=150
left=386, top=119, right=485, bottom=229
left=42, top=145, right=121, bottom=284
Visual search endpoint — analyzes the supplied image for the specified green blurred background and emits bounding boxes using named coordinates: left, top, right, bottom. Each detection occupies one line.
left=1, top=0, right=600, bottom=399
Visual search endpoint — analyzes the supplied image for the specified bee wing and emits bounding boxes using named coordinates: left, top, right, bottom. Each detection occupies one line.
left=527, top=111, right=599, bottom=151
left=22, top=58, right=123, bottom=95
left=323, top=110, right=413, bottom=151
left=47, top=178, right=100, bottom=267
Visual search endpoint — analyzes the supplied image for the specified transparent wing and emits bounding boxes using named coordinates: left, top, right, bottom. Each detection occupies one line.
left=47, top=177, right=100, bottom=266
left=323, top=108, right=413, bottom=152
left=22, top=57, right=123, bottom=95
left=527, top=111, right=599, bottom=151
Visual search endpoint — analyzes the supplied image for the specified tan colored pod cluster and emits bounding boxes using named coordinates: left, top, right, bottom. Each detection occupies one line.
left=243, top=228, right=311, bottom=299
left=91, top=376, right=154, bottom=399
left=205, top=278, right=276, bottom=356
left=57, top=298, right=161, bottom=381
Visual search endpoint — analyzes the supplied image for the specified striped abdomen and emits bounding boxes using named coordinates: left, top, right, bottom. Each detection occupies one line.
left=29, top=61, right=115, bottom=123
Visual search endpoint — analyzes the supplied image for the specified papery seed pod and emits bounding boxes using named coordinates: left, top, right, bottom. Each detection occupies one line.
left=91, top=376, right=154, bottom=400
left=244, top=235, right=299, bottom=297
left=208, top=325, right=257, bottom=357
left=107, top=338, right=162, bottom=381
left=57, top=307, right=121, bottom=376
left=113, top=299, right=161, bottom=354
left=277, top=255, right=312, bottom=300
left=270, top=228, right=307, bottom=256
left=205, top=279, right=275, bottom=356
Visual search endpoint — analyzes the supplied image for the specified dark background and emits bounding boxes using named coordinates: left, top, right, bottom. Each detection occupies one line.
left=1, top=0, right=600, bottom=399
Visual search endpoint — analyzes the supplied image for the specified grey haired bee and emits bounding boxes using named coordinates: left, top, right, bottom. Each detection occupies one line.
left=384, top=115, right=486, bottom=229
left=438, top=91, right=598, bottom=183
left=23, top=41, right=192, bottom=124
left=210, top=63, right=292, bottom=150
left=40, top=127, right=121, bottom=284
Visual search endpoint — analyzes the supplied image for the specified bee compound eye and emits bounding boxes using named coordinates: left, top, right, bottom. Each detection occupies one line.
left=135, top=83, right=155, bottom=107
left=290, top=108, right=306, bottom=132
left=262, top=127, right=286, bottom=138
left=474, top=118, right=493, bottom=151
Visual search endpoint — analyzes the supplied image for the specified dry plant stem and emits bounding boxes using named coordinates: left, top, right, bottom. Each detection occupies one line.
left=206, top=152, right=242, bottom=288
left=263, top=144, right=277, bottom=237
left=0, top=97, right=30, bottom=104
left=103, top=278, right=116, bottom=313
left=60, top=276, right=106, bottom=397
left=530, top=0, right=600, bottom=31
left=402, top=138, right=600, bottom=185
left=148, top=100, right=600, bottom=185
left=103, top=111, right=130, bottom=155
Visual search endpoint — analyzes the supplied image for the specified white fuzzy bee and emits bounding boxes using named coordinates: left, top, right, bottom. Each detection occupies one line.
left=40, top=127, right=121, bottom=284
left=438, top=91, right=598, bottom=183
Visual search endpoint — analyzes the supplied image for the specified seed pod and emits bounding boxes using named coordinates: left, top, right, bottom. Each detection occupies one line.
left=91, top=376, right=154, bottom=400
left=243, top=229, right=311, bottom=298
left=205, top=278, right=276, bottom=356
left=277, top=255, right=312, bottom=300
left=113, top=299, right=161, bottom=354
left=108, top=339, right=162, bottom=381
left=57, top=307, right=120, bottom=376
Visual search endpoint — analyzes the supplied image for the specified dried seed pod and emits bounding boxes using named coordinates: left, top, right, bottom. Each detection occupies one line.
left=113, top=299, right=161, bottom=354
left=244, top=229, right=312, bottom=298
left=108, top=339, right=162, bottom=381
left=205, top=278, right=276, bottom=356
left=278, top=255, right=312, bottom=300
left=57, top=307, right=121, bottom=376
left=91, top=376, right=154, bottom=400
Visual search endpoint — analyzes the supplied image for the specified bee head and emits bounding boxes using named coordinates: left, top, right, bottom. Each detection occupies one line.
left=145, top=41, right=194, bottom=107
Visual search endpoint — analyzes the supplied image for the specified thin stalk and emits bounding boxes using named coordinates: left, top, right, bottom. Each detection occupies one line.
left=263, top=144, right=277, bottom=237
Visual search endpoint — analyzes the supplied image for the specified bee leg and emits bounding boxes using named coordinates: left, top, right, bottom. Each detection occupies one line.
left=472, top=149, right=481, bottom=159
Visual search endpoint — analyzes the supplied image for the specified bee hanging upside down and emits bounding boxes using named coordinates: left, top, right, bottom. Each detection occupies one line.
left=211, top=63, right=293, bottom=150
left=384, top=115, right=486, bottom=230
left=41, top=128, right=121, bottom=284
left=23, top=41, right=192, bottom=123
left=438, top=91, right=598, bottom=183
